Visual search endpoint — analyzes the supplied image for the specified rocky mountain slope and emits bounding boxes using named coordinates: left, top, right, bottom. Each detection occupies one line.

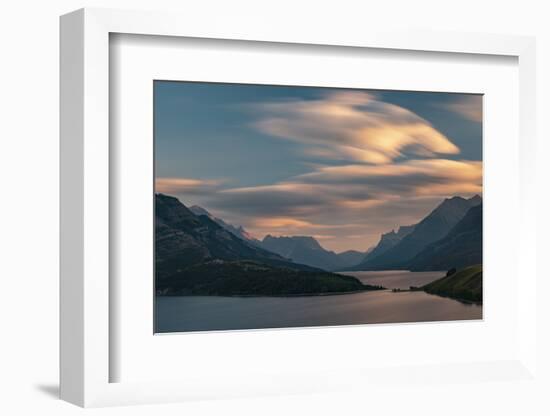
left=189, top=205, right=259, bottom=243
left=408, top=203, right=482, bottom=271
left=352, top=195, right=481, bottom=270
left=357, top=224, right=416, bottom=265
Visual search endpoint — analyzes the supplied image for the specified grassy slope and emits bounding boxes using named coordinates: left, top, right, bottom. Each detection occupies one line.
left=422, top=265, right=482, bottom=303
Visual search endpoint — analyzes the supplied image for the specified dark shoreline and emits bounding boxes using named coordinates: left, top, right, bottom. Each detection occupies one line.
left=157, top=286, right=386, bottom=298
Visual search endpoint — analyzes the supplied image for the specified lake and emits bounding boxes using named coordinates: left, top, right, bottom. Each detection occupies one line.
left=155, top=270, right=482, bottom=333
left=340, top=270, right=450, bottom=290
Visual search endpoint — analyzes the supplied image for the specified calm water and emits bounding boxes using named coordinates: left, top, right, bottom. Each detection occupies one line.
left=340, top=270, right=448, bottom=290
left=156, top=271, right=482, bottom=333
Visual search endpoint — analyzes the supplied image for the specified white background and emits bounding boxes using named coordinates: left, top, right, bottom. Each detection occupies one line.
left=1, top=1, right=549, bottom=415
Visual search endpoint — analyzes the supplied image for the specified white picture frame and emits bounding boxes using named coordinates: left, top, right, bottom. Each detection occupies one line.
left=60, top=7, right=538, bottom=407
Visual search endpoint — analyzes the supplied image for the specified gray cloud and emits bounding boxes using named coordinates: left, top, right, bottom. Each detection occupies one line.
left=155, top=177, right=224, bottom=196
left=167, top=157, right=481, bottom=251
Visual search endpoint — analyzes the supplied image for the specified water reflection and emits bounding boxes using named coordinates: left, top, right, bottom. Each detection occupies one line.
left=156, top=271, right=482, bottom=333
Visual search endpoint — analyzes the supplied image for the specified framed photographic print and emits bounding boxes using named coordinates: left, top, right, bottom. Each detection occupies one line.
left=153, top=81, right=483, bottom=334
left=60, top=8, right=538, bottom=408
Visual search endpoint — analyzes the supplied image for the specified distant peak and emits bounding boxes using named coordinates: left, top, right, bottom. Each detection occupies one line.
left=440, top=195, right=482, bottom=208
left=263, top=234, right=315, bottom=241
left=439, top=196, right=468, bottom=207
left=469, top=194, right=482, bottom=204
left=446, top=196, right=465, bottom=201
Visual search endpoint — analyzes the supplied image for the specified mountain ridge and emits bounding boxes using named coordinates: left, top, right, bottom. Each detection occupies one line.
left=408, top=203, right=482, bottom=271
left=189, top=205, right=258, bottom=243
left=358, top=224, right=416, bottom=265
left=259, top=235, right=366, bottom=271
left=350, top=195, right=481, bottom=270
left=188, top=205, right=367, bottom=271
left=155, top=194, right=376, bottom=295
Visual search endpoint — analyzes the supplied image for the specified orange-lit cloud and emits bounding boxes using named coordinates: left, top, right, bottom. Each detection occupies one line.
left=254, top=91, right=460, bottom=164
left=155, top=177, right=222, bottom=195
left=444, top=95, right=483, bottom=123
left=197, top=158, right=482, bottom=251
left=337, top=199, right=386, bottom=210
left=252, top=217, right=314, bottom=228
left=298, top=159, right=482, bottom=191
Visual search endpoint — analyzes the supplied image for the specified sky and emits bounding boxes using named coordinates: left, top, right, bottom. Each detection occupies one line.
left=154, top=81, right=482, bottom=253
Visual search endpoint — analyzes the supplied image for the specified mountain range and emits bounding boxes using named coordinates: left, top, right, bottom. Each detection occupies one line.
left=156, top=194, right=286, bottom=275
left=189, top=205, right=258, bottom=243
left=189, top=205, right=367, bottom=271
left=351, top=195, right=482, bottom=271
left=259, top=235, right=366, bottom=271
left=408, top=203, right=482, bottom=271
left=157, top=192, right=482, bottom=293
left=358, top=224, right=415, bottom=265
left=155, top=194, right=380, bottom=295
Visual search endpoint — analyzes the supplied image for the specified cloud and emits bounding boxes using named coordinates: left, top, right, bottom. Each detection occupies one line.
left=215, top=183, right=332, bottom=217
left=156, top=93, right=482, bottom=251
left=204, top=159, right=481, bottom=222
left=252, top=91, right=460, bottom=164
left=155, top=177, right=223, bottom=195
left=296, top=159, right=482, bottom=196
left=337, top=199, right=387, bottom=210
left=252, top=217, right=315, bottom=229
left=444, top=95, right=483, bottom=123
left=197, top=157, right=481, bottom=251
left=156, top=157, right=481, bottom=251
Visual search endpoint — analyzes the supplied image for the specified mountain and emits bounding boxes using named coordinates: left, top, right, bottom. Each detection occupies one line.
left=353, top=195, right=482, bottom=270
left=358, top=224, right=416, bottom=265
left=189, top=204, right=366, bottom=271
left=421, top=264, right=482, bottom=303
left=408, top=204, right=482, bottom=271
left=260, top=235, right=328, bottom=263
left=189, top=205, right=258, bottom=243
left=156, top=194, right=286, bottom=276
left=336, top=250, right=368, bottom=268
left=259, top=235, right=366, bottom=271
left=155, top=194, right=377, bottom=295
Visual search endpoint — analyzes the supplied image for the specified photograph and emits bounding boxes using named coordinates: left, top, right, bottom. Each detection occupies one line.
left=154, top=81, right=483, bottom=333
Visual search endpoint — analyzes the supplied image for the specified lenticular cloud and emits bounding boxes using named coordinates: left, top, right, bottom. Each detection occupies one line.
left=253, top=91, right=460, bottom=164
